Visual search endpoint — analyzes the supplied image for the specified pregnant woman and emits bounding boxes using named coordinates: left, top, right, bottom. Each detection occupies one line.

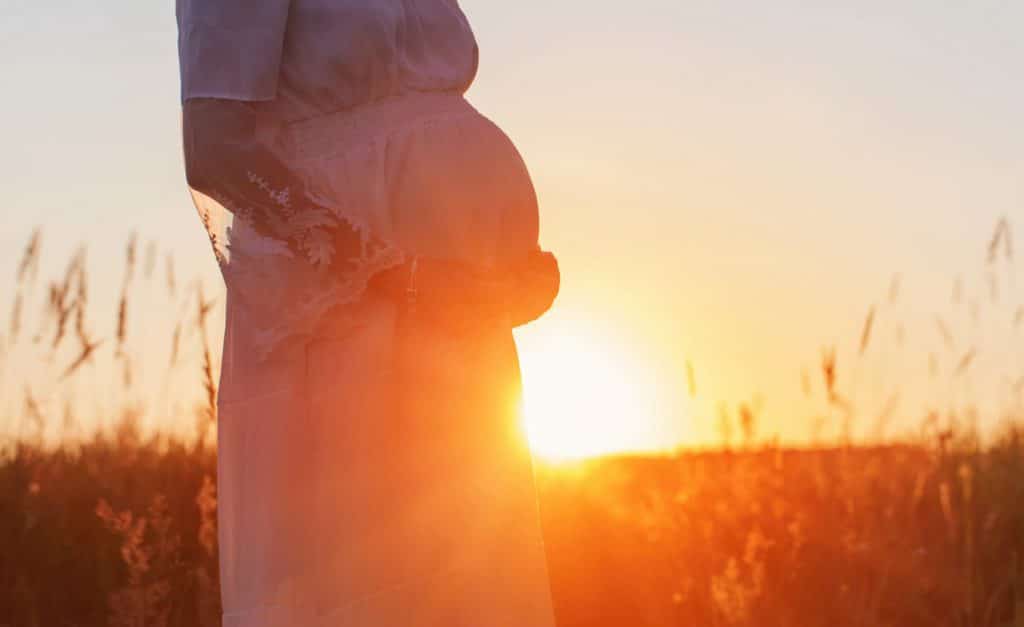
left=176, top=1, right=560, bottom=625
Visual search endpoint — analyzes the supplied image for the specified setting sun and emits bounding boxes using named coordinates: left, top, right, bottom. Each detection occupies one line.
left=517, top=321, right=673, bottom=461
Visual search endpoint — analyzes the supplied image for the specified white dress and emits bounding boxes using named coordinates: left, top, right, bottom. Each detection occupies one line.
left=177, top=2, right=557, bottom=625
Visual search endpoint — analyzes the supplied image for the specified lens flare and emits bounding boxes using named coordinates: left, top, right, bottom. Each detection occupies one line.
left=517, top=323, right=668, bottom=461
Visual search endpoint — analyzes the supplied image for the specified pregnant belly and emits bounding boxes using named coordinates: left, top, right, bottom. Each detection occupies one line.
left=292, top=93, right=540, bottom=270
left=387, top=105, right=540, bottom=270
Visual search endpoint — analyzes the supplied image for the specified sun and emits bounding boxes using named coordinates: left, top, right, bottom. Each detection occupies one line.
left=516, top=322, right=670, bottom=461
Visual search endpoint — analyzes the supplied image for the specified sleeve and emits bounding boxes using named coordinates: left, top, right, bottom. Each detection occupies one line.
left=175, top=0, right=292, bottom=102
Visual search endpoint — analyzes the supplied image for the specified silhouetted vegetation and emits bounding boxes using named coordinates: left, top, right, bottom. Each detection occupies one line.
left=2, top=225, right=1023, bottom=626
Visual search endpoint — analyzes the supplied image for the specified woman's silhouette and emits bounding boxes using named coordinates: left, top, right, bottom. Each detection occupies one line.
left=176, top=1, right=560, bottom=624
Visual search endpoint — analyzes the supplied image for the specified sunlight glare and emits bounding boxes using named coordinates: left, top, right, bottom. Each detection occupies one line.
left=517, top=323, right=669, bottom=461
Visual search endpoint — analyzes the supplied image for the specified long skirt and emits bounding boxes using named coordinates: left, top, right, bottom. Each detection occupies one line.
left=213, top=90, right=556, bottom=626
left=215, top=288, right=557, bottom=626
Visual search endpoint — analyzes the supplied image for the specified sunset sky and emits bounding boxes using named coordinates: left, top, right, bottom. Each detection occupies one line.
left=2, top=1, right=1022, bottom=452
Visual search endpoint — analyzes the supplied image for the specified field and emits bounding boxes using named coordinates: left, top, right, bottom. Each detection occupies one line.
left=2, top=227, right=1024, bottom=627
left=3, top=422, right=1023, bottom=627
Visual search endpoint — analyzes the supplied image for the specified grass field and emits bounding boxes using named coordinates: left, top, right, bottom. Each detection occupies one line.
left=3, top=419, right=1022, bottom=627
left=2, top=227, right=1023, bottom=627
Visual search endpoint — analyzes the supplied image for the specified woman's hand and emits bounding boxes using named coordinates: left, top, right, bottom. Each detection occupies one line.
left=369, top=250, right=561, bottom=331
left=503, top=250, right=560, bottom=328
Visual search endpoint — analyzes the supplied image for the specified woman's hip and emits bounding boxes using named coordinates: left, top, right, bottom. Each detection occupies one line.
left=219, top=287, right=521, bottom=412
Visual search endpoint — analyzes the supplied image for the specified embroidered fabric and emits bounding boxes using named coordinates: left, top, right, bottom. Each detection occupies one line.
left=188, top=91, right=537, bottom=363
left=191, top=181, right=405, bottom=363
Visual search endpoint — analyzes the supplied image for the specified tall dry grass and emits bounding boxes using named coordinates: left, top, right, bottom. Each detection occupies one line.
left=538, top=432, right=1024, bottom=627
left=1, top=222, right=1023, bottom=627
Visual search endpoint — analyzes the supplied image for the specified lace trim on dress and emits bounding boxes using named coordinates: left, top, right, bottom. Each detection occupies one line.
left=192, top=169, right=405, bottom=363
left=192, top=94, right=481, bottom=363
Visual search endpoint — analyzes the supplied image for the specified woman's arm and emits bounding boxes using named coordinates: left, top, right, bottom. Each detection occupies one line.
left=183, top=99, right=294, bottom=216
left=183, top=98, right=367, bottom=266
left=369, top=250, right=560, bottom=330
left=183, top=98, right=259, bottom=196
left=177, top=0, right=292, bottom=102
left=178, top=0, right=318, bottom=243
